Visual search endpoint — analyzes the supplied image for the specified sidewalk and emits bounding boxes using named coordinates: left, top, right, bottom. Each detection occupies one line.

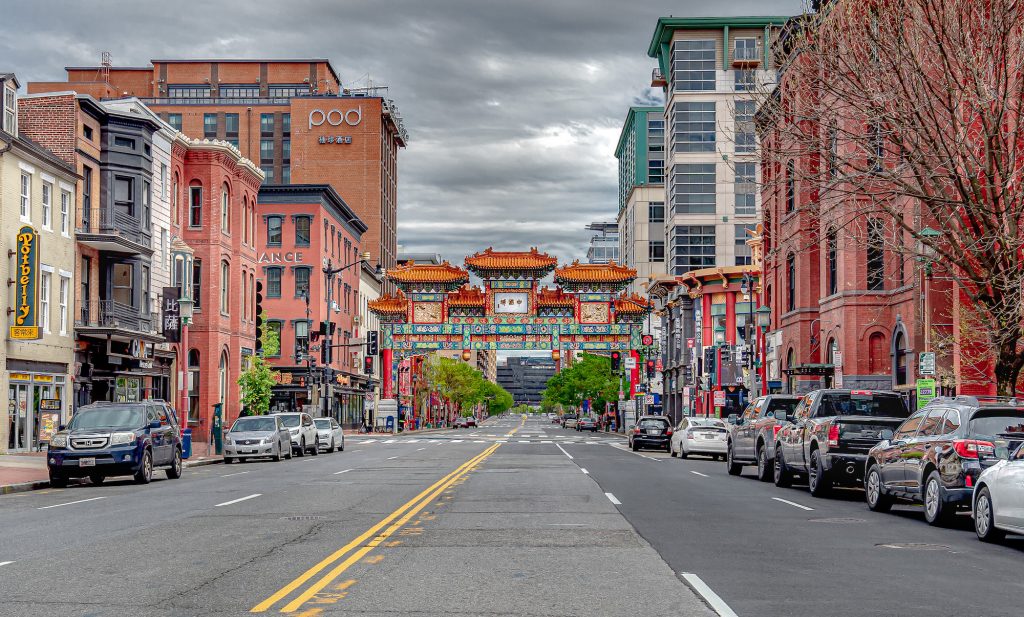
left=0, top=451, right=223, bottom=495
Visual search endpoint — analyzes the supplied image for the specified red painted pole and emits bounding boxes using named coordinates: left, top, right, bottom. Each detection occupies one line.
left=382, top=348, right=393, bottom=399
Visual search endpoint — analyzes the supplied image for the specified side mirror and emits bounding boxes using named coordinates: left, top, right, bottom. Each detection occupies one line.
left=727, top=414, right=740, bottom=425
left=150, top=420, right=162, bottom=429
left=880, top=429, right=894, bottom=441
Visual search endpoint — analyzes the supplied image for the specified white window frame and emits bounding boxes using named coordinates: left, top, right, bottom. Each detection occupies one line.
left=220, top=260, right=230, bottom=315
left=59, top=189, right=71, bottom=236
left=3, top=85, right=16, bottom=134
left=41, top=181, right=53, bottom=230
left=40, top=269, right=52, bottom=334
left=58, top=274, right=71, bottom=336
left=20, top=172, right=30, bottom=221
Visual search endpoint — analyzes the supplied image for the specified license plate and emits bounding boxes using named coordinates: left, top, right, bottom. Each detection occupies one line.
left=646, top=430, right=661, bottom=435
left=240, top=450, right=255, bottom=454
left=78, top=458, right=96, bottom=467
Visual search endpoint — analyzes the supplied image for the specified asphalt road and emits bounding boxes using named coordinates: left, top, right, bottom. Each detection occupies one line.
left=0, top=416, right=713, bottom=617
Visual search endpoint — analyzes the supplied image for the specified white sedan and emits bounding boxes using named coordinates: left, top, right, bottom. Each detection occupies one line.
left=314, top=418, right=345, bottom=452
left=973, top=444, right=1024, bottom=542
left=670, top=417, right=729, bottom=460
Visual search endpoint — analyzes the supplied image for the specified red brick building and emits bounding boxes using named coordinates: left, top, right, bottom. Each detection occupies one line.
left=256, top=184, right=368, bottom=426
left=170, top=135, right=263, bottom=443
left=30, top=59, right=406, bottom=284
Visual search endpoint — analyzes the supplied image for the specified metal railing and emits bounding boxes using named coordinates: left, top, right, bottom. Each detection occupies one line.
left=76, top=207, right=152, bottom=248
left=733, top=45, right=763, bottom=62
left=76, top=299, right=154, bottom=333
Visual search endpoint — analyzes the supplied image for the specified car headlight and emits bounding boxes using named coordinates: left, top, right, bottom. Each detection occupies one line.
left=49, top=433, right=68, bottom=448
left=290, top=428, right=300, bottom=435
left=110, top=432, right=137, bottom=446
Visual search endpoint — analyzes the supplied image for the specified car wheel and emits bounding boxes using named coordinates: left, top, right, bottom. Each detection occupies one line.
left=975, top=487, right=1004, bottom=543
left=166, top=447, right=183, bottom=479
left=756, top=445, right=772, bottom=482
left=338, top=436, right=345, bottom=452
left=923, top=470, right=953, bottom=526
left=224, top=456, right=234, bottom=464
left=865, top=465, right=893, bottom=513
left=329, top=438, right=335, bottom=453
left=670, top=442, right=677, bottom=457
left=285, top=443, right=293, bottom=459
left=808, top=449, right=831, bottom=497
left=310, top=437, right=319, bottom=456
left=89, top=473, right=105, bottom=485
left=296, top=438, right=305, bottom=457
left=272, top=444, right=283, bottom=462
left=774, top=448, right=792, bottom=488
left=727, top=444, right=743, bottom=476
left=134, top=450, right=153, bottom=484
left=48, top=473, right=68, bottom=488
left=631, top=440, right=639, bottom=452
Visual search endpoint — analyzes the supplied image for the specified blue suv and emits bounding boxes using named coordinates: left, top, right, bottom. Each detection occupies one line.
left=47, top=400, right=183, bottom=487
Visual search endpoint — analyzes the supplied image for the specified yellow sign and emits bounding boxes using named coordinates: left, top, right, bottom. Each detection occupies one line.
left=10, top=226, right=41, bottom=340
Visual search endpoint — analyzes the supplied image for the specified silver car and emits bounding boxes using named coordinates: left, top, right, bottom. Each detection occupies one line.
left=273, top=412, right=320, bottom=456
left=224, top=415, right=292, bottom=463
left=974, top=444, right=1024, bottom=542
left=314, top=418, right=345, bottom=452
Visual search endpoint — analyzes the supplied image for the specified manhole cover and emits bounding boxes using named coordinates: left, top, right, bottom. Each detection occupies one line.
left=808, top=517, right=866, bottom=524
left=877, top=542, right=950, bottom=551
left=282, top=516, right=326, bottom=521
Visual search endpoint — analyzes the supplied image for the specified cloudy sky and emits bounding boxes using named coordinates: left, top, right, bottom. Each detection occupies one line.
left=3, top=0, right=801, bottom=264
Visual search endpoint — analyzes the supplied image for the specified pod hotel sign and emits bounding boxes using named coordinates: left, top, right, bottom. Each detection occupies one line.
left=10, top=225, right=41, bottom=340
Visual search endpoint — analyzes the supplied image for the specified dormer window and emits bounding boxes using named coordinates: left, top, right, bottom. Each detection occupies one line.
left=3, top=83, right=16, bottom=134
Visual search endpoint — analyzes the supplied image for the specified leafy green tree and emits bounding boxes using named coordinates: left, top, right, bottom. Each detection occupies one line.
left=237, top=356, right=278, bottom=416
left=422, top=355, right=514, bottom=416
left=542, top=354, right=620, bottom=414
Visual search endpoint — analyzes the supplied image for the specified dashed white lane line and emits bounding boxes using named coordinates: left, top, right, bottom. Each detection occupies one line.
left=38, top=496, right=106, bottom=510
left=690, top=470, right=709, bottom=478
left=387, top=456, right=399, bottom=460
left=417, top=447, right=426, bottom=451
left=541, top=440, right=553, bottom=444
left=358, top=440, right=377, bottom=444
left=473, top=440, right=486, bottom=443
left=214, top=494, right=261, bottom=508
left=451, top=440, right=464, bottom=443
left=581, top=468, right=590, bottom=474
left=383, top=439, right=396, bottom=444
left=221, top=471, right=250, bottom=478
left=605, top=492, right=622, bottom=505
left=406, top=439, right=420, bottom=443
left=333, top=469, right=352, bottom=475
left=0, top=561, right=13, bottom=567
left=680, top=572, right=739, bottom=617
left=556, top=444, right=574, bottom=460
left=518, top=440, right=531, bottom=443
left=772, top=497, right=815, bottom=511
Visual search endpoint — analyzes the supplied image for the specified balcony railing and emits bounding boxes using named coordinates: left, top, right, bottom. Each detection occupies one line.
left=138, top=97, right=294, bottom=106
left=76, top=299, right=155, bottom=334
left=77, top=207, right=152, bottom=249
left=733, top=45, right=764, bottom=63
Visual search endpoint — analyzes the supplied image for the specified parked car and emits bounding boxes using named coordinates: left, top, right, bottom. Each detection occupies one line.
left=225, top=415, right=291, bottom=463
left=562, top=413, right=579, bottom=429
left=273, top=412, right=319, bottom=456
left=630, top=416, right=673, bottom=452
left=47, top=401, right=183, bottom=486
left=866, top=396, right=1024, bottom=525
left=775, top=389, right=909, bottom=496
left=551, top=415, right=563, bottom=424
left=452, top=417, right=467, bottom=428
left=670, top=417, right=728, bottom=459
left=576, top=417, right=598, bottom=432
left=974, top=443, right=1024, bottom=542
left=314, top=418, right=345, bottom=452
left=464, top=416, right=478, bottom=428
left=726, top=395, right=802, bottom=479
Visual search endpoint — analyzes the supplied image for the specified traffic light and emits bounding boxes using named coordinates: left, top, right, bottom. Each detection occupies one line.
left=645, top=359, right=656, bottom=378
left=610, top=351, right=621, bottom=371
left=364, top=355, right=374, bottom=375
left=367, top=330, right=379, bottom=356
left=320, top=342, right=331, bottom=365
left=254, top=281, right=264, bottom=355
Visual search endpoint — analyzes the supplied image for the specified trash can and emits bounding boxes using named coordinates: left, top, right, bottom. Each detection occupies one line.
left=182, top=428, right=193, bottom=459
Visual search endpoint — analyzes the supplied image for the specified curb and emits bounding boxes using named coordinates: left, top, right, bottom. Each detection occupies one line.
left=1, top=457, right=223, bottom=495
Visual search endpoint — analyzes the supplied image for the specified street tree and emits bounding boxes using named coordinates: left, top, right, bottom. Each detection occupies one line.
left=542, top=354, right=619, bottom=412
left=759, top=0, right=1024, bottom=394
left=237, top=356, right=278, bottom=416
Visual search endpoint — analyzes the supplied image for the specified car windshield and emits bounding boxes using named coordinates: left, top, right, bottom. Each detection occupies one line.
left=638, top=419, right=668, bottom=429
left=693, top=419, right=726, bottom=428
left=314, top=419, right=331, bottom=429
left=67, top=406, right=145, bottom=430
left=278, top=415, right=301, bottom=428
left=819, top=393, right=909, bottom=418
left=231, top=417, right=276, bottom=432
left=968, top=410, right=1024, bottom=440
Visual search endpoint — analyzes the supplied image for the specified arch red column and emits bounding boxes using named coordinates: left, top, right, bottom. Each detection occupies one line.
left=382, top=348, right=394, bottom=399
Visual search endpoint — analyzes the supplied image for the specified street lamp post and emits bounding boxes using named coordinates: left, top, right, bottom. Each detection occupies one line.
left=756, top=305, right=771, bottom=396
left=713, top=324, right=725, bottom=416
left=171, top=239, right=194, bottom=433
left=741, top=274, right=755, bottom=400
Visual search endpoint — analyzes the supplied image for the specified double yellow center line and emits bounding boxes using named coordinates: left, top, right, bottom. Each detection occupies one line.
left=251, top=442, right=501, bottom=613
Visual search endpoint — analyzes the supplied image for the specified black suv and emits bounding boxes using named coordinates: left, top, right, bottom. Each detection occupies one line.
left=865, top=396, right=1024, bottom=525
left=47, top=401, right=184, bottom=487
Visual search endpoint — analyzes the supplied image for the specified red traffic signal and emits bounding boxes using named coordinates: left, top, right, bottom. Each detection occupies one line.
left=364, top=355, right=374, bottom=375
left=610, top=351, right=621, bottom=371
left=645, top=359, right=656, bottom=378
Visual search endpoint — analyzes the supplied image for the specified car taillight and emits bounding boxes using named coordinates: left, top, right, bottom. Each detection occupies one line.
left=953, top=439, right=995, bottom=459
left=965, top=474, right=974, bottom=488
left=633, top=428, right=640, bottom=435
left=666, top=429, right=673, bottom=436
left=828, top=425, right=840, bottom=447
left=773, top=424, right=783, bottom=437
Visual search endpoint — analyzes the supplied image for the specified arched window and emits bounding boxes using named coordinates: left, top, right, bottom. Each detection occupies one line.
left=249, top=272, right=255, bottom=320
left=189, top=181, right=203, bottom=228
left=786, top=253, right=796, bottom=312
left=172, top=172, right=180, bottom=225
left=786, top=348, right=797, bottom=393
left=868, top=332, right=887, bottom=374
left=220, top=260, right=230, bottom=314
left=221, top=183, right=230, bottom=233
left=188, top=350, right=200, bottom=422
left=867, top=218, right=885, bottom=291
left=827, top=338, right=840, bottom=387
left=219, top=351, right=229, bottom=407
left=241, top=270, right=248, bottom=321
left=785, top=160, right=795, bottom=213
left=893, top=330, right=908, bottom=386
left=241, top=199, right=248, bottom=245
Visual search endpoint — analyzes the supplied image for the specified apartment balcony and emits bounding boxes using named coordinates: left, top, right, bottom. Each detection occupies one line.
left=77, top=208, right=153, bottom=255
left=651, top=68, right=667, bottom=88
left=76, top=299, right=162, bottom=342
left=732, top=45, right=764, bottom=67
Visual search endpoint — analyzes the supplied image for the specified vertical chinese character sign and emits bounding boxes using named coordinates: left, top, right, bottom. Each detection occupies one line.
left=10, top=226, right=40, bottom=340
left=162, top=287, right=181, bottom=343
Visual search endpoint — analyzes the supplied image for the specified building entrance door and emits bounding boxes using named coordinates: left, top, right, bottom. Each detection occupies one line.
left=8, top=382, right=57, bottom=451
